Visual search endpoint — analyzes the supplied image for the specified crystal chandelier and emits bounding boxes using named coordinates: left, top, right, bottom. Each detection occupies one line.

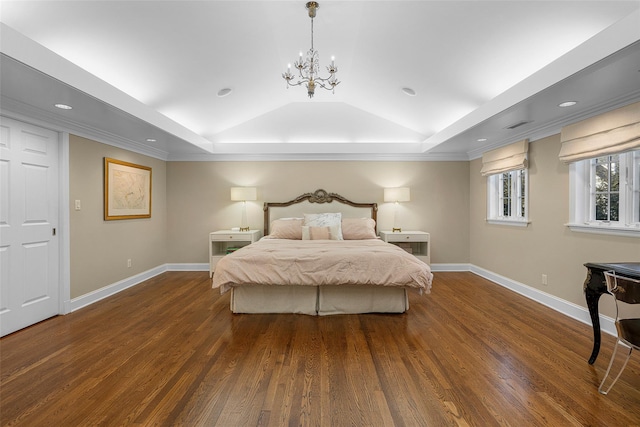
left=282, top=2, right=339, bottom=98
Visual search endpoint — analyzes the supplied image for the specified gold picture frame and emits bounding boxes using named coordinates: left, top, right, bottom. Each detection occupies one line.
left=104, top=157, right=152, bottom=220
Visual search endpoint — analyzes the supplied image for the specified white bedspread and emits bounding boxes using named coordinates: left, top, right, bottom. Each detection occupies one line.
left=211, top=239, right=433, bottom=295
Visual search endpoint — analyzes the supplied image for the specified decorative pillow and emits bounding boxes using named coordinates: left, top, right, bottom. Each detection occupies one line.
left=341, top=217, right=377, bottom=240
left=303, top=213, right=343, bottom=240
left=267, top=218, right=303, bottom=239
left=301, top=225, right=338, bottom=240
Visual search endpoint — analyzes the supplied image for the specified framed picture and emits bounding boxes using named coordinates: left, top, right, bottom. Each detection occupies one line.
left=104, top=157, right=152, bottom=220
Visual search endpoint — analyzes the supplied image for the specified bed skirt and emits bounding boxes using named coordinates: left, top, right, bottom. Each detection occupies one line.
left=230, top=285, right=409, bottom=315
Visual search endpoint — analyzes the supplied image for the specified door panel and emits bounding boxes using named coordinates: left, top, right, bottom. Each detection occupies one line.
left=0, top=116, right=59, bottom=336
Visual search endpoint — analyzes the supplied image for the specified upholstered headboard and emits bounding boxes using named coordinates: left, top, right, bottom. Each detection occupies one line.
left=263, top=189, right=378, bottom=236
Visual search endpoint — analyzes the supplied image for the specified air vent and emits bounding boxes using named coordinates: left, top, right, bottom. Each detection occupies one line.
left=505, top=120, right=532, bottom=130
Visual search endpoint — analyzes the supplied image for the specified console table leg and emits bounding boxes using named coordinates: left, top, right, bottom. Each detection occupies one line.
left=585, top=287, right=602, bottom=365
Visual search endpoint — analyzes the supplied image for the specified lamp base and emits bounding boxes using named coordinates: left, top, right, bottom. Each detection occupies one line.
left=239, top=227, right=250, bottom=232
left=392, top=227, right=402, bottom=232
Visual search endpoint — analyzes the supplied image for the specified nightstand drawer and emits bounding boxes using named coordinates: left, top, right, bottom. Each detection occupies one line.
left=210, top=233, right=249, bottom=241
left=384, top=234, right=428, bottom=243
left=381, top=232, right=429, bottom=242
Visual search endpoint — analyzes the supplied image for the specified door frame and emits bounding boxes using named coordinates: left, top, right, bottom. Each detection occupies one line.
left=59, top=129, right=71, bottom=314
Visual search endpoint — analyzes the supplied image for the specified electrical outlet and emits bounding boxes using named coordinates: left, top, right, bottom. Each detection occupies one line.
left=542, top=274, right=548, bottom=286
left=127, top=259, right=132, bottom=268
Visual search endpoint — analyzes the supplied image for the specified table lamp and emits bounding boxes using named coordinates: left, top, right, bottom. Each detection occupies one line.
left=384, top=187, right=410, bottom=232
left=230, top=187, right=257, bottom=232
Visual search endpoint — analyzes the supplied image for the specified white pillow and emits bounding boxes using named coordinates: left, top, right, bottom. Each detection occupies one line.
left=303, top=213, right=343, bottom=240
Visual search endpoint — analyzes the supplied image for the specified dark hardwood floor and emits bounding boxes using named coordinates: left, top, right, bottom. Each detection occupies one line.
left=1, top=271, right=639, bottom=426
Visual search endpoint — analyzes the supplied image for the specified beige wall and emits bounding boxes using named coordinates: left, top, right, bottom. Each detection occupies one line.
left=469, top=134, right=639, bottom=314
left=167, top=161, right=470, bottom=264
left=69, top=137, right=469, bottom=299
left=69, top=135, right=167, bottom=299
left=73, top=131, right=640, bottom=317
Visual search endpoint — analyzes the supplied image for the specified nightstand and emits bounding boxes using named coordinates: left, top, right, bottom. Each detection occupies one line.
left=209, top=229, right=262, bottom=277
left=379, top=230, right=430, bottom=265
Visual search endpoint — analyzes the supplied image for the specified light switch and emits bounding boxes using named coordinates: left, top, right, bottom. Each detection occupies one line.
left=75, top=200, right=81, bottom=211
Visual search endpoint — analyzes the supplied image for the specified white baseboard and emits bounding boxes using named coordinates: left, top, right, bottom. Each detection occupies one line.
left=430, top=263, right=471, bottom=272
left=69, top=263, right=210, bottom=312
left=468, top=264, right=615, bottom=336
left=69, top=265, right=167, bottom=312
left=166, top=263, right=208, bottom=271
left=69, top=261, right=615, bottom=338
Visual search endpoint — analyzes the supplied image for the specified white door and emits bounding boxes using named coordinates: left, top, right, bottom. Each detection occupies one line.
left=0, top=116, right=59, bottom=336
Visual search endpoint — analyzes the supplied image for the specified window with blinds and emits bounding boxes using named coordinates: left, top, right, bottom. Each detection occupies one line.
left=483, top=140, right=529, bottom=226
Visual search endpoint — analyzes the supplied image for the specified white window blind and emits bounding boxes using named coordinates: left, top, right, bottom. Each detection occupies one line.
left=559, top=101, right=640, bottom=163
left=480, top=139, right=529, bottom=176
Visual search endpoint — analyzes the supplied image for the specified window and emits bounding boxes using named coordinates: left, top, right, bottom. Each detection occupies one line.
left=568, top=150, right=640, bottom=237
left=487, top=169, right=529, bottom=226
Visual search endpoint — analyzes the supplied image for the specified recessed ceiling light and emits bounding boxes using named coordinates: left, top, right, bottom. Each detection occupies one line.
left=54, top=103, right=73, bottom=110
left=146, top=138, right=157, bottom=142
left=401, top=87, right=417, bottom=97
left=217, top=88, right=232, bottom=97
left=558, top=101, right=577, bottom=107
left=477, top=138, right=487, bottom=142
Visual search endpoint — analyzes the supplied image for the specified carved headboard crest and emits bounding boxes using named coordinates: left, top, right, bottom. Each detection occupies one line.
left=263, top=189, right=378, bottom=236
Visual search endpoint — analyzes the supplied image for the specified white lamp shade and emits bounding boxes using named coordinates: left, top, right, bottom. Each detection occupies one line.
left=230, top=187, right=257, bottom=201
left=384, top=187, right=410, bottom=203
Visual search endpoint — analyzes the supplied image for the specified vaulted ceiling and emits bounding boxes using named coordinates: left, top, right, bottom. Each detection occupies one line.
left=1, top=1, right=639, bottom=161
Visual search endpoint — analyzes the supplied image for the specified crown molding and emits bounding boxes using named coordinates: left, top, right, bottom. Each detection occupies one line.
left=465, top=91, right=640, bottom=160
left=1, top=96, right=171, bottom=160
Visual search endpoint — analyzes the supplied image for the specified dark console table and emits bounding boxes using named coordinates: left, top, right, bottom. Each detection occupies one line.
left=583, top=262, right=640, bottom=364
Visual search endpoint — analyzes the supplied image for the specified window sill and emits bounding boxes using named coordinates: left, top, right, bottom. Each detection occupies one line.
left=566, top=223, right=640, bottom=238
left=486, top=218, right=530, bottom=227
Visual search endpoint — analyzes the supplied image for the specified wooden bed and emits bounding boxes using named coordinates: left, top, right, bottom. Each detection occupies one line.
left=212, top=189, right=432, bottom=315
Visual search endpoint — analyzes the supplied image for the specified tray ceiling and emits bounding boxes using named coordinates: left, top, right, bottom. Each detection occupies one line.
left=1, top=1, right=639, bottom=160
